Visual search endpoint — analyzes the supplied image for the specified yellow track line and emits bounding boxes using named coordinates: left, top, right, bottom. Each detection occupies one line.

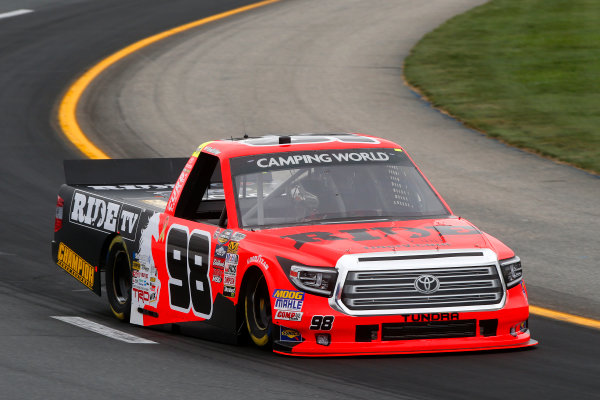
left=58, top=0, right=280, bottom=159
left=56, top=0, right=600, bottom=332
left=530, top=305, right=600, bottom=330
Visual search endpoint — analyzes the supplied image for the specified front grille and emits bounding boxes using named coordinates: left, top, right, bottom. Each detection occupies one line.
left=341, top=265, right=503, bottom=311
left=381, top=320, right=477, bottom=340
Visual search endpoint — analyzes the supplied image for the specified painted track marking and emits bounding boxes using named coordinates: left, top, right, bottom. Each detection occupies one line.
left=530, top=306, right=600, bottom=330
left=0, top=9, right=33, bottom=20
left=58, top=0, right=279, bottom=159
left=52, top=316, right=157, bottom=343
left=55, top=0, right=600, bottom=330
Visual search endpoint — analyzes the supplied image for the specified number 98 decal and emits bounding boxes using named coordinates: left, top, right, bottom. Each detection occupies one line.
left=310, top=315, right=334, bottom=330
left=166, top=225, right=213, bottom=319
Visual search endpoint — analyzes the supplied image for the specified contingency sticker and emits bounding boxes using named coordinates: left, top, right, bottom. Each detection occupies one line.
left=56, top=242, right=95, bottom=290
left=279, top=326, right=303, bottom=342
left=272, top=289, right=304, bottom=311
left=223, top=251, right=239, bottom=298
left=130, top=213, right=162, bottom=326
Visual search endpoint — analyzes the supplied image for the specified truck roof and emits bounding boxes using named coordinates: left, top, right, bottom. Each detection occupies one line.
left=199, top=133, right=402, bottom=159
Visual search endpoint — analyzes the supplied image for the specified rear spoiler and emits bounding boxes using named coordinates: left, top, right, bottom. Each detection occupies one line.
left=64, top=158, right=188, bottom=185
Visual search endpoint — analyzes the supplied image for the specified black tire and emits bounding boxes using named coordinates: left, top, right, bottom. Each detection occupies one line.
left=244, top=273, right=272, bottom=348
left=105, top=237, right=132, bottom=321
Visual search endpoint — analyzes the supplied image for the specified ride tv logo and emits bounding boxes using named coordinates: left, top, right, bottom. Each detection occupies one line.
left=273, top=289, right=304, bottom=311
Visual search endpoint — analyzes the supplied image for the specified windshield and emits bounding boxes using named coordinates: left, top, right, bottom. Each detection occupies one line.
left=230, top=148, right=449, bottom=228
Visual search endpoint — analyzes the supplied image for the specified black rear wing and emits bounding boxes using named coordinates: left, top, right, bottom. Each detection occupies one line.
left=64, top=158, right=188, bottom=185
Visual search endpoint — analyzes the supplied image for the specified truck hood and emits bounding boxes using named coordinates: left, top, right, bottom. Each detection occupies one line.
left=246, top=217, right=500, bottom=267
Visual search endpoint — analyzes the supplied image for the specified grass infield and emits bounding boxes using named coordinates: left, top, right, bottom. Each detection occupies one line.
left=404, top=0, right=600, bottom=174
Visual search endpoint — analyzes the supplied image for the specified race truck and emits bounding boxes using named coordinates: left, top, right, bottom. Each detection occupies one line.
left=52, top=133, right=537, bottom=356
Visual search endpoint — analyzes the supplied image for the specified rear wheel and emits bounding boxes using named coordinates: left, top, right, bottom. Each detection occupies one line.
left=244, top=274, right=272, bottom=348
left=105, top=237, right=131, bottom=321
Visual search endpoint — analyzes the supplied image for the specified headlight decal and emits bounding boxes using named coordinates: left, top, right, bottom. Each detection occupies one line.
left=499, top=256, right=523, bottom=289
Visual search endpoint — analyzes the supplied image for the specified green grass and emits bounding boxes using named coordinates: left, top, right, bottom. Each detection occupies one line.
left=404, top=0, right=600, bottom=174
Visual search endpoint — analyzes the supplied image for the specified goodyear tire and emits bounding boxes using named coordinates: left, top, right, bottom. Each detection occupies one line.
left=105, top=237, right=131, bottom=321
left=244, top=274, right=272, bottom=348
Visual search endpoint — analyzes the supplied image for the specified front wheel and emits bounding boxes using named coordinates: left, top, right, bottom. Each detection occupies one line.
left=105, top=237, right=132, bottom=321
left=244, top=274, right=272, bottom=348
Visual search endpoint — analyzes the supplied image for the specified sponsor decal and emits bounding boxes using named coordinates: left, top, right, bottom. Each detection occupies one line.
left=56, top=242, right=95, bottom=289
left=282, top=226, right=481, bottom=249
left=212, top=258, right=225, bottom=268
left=256, top=151, right=390, bottom=169
left=212, top=268, right=223, bottom=283
left=274, top=310, right=303, bottom=322
left=132, top=257, right=160, bottom=308
left=129, top=213, right=162, bottom=326
left=86, top=184, right=175, bottom=191
left=218, top=229, right=233, bottom=244
left=247, top=255, right=269, bottom=270
left=280, top=327, right=303, bottom=342
left=232, top=232, right=246, bottom=241
left=273, top=289, right=304, bottom=311
left=227, top=241, right=239, bottom=254
left=223, top=285, right=236, bottom=297
left=69, top=191, right=141, bottom=240
left=401, top=313, right=459, bottom=323
left=223, top=275, right=235, bottom=286
left=203, top=146, right=221, bottom=155
left=225, top=264, right=237, bottom=274
left=133, top=288, right=157, bottom=303
left=166, top=169, right=190, bottom=213
left=225, top=253, right=238, bottom=265
left=214, top=244, right=227, bottom=259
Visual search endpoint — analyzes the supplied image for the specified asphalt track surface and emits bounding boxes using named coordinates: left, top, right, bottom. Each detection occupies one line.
left=0, top=0, right=599, bottom=399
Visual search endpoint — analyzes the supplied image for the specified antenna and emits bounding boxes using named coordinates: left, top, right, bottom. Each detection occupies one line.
left=242, top=119, right=248, bottom=139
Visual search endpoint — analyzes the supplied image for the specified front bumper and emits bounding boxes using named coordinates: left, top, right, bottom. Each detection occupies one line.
left=272, top=284, right=536, bottom=356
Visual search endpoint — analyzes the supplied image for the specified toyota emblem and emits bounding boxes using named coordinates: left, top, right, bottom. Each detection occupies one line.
left=414, top=274, right=440, bottom=294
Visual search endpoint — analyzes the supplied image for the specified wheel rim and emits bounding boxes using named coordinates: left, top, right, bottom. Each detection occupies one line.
left=113, top=250, right=131, bottom=304
left=251, top=277, right=271, bottom=331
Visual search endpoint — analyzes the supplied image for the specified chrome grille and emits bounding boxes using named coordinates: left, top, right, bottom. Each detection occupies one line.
left=341, top=265, right=503, bottom=311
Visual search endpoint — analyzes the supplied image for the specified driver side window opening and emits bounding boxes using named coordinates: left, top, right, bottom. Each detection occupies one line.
left=174, top=153, right=226, bottom=226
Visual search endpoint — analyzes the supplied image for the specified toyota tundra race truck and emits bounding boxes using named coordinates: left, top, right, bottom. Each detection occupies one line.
left=52, top=133, right=537, bottom=356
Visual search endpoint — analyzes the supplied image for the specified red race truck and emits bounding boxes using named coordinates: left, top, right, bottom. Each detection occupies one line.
left=52, top=133, right=537, bottom=356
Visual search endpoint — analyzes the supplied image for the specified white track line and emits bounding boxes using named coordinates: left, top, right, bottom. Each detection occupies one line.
left=0, top=9, right=33, bottom=20
left=52, top=316, right=157, bottom=344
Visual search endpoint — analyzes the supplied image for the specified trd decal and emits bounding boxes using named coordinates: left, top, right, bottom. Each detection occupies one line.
left=166, top=225, right=212, bottom=318
left=282, top=226, right=481, bottom=249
